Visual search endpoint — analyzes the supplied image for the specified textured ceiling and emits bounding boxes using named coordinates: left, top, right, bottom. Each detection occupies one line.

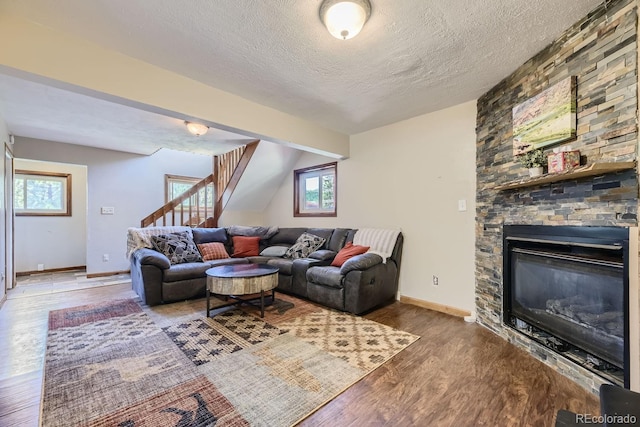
left=0, top=74, right=255, bottom=156
left=0, top=0, right=603, bottom=150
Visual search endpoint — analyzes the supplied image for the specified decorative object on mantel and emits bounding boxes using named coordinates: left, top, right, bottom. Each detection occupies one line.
left=517, top=148, right=548, bottom=177
left=494, top=161, right=636, bottom=191
left=548, top=146, right=580, bottom=173
left=513, top=76, right=577, bottom=156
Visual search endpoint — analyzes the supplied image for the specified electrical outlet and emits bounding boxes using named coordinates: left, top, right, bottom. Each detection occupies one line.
left=103, top=254, right=110, bottom=262
left=432, top=275, right=439, bottom=286
left=101, top=207, right=115, bottom=215
left=37, top=264, right=45, bottom=271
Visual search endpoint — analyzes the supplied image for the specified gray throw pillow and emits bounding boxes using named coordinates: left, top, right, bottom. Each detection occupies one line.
left=151, top=231, right=203, bottom=265
left=192, top=227, right=228, bottom=244
left=284, top=233, right=326, bottom=259
left=260, top=246, right=289, bottom=257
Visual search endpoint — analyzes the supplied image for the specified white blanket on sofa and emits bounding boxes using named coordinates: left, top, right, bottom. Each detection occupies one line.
left=353, top=228, right=401, bottom=263
left=126, top=226, right=192, bottom=259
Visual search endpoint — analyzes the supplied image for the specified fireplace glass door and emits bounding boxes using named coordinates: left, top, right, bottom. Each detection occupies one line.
left=511, top=248, right=624, bottom=366
left=503, top=224, right=629, bottom=386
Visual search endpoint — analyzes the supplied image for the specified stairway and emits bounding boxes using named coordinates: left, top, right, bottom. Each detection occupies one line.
left=140, top=140, right=259, bottom=228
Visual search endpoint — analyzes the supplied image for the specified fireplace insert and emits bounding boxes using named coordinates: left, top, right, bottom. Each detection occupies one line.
left=503, top=225, right=629, bottom=387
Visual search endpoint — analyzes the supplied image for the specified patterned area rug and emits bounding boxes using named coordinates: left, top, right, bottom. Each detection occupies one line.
left=41, top=295, right=419, bottom=426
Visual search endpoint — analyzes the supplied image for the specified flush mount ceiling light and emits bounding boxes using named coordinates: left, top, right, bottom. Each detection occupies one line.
left=185, top=121, right=209, bottom=136
left=319, top=0, right=371, bottom=40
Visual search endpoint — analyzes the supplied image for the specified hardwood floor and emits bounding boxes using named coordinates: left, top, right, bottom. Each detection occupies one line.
left=0, top=279, right=599, bottom=426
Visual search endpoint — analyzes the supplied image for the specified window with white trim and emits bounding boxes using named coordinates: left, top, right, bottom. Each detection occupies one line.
left=165, top=174, right=213, bottom=210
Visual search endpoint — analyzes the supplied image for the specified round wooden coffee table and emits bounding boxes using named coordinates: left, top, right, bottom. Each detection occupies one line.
left=205, top=263, right=279, bottom=318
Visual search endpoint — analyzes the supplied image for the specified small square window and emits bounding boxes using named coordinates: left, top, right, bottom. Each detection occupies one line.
left=165, top=174, right=214, bottom=210
left=294, top=162, right=337, bottom=217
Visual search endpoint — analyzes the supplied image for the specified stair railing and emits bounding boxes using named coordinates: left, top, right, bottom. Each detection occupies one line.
left=140, top=140, right=260, bottom=228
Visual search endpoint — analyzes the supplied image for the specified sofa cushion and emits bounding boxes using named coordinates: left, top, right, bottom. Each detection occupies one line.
left=340, top=253, right=383, bottom=275
left=284, top=233, right=326, bottom=259
left=133, top=248, right=171, bottom=269
left=269, top=228, right=307, bottom=246
left=309, top=249, right=337, bottom=261
left=245, top=256, right=275, bottom=264
left=331, top=242, right=370, bottom=267
left=306, top=228, right=334, bottom=249
left=259, top=245, right=289, bottom=257
left=227, top=225, right=279, bottom=239
left=197, top=242, right=230, bottom=261
left=192, top=227, right=228, bottom=244
left=206, top=258, right=249, bottom=268
left=163, top=262, right=212, bottom=282
left=232, top=236, right=260, bottom=257
left=266, top=258, right=293, bottom=275
left=151, top=231, right=202, bottom=265
left=306, top=266, right=344, bottom=289
left=327, top=228, right=350, bottom=252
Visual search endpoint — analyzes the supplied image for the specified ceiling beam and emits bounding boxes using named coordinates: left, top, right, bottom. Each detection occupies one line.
left=0, top=14, right=350, bottom=159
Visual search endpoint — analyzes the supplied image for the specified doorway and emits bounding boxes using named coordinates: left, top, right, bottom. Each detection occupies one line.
left=4, top=144, right=14, bottom=292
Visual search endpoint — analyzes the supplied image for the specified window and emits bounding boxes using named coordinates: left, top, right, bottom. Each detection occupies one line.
left=294, top=162, right=337, bottom=217
left=14, top=170, right=71, bottom=216
left=165, top=174, right=213, bottom=209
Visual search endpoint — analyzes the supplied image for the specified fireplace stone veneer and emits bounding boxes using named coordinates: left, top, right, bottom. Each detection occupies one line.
left=474, top=0, right=639, bottom=394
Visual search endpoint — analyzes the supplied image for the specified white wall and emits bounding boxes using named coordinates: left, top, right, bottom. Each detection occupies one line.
left=219, top=210, right=266, bottom=227
left=0, top=116, right=7, bottom=301
left=13, top=159, right=87, bottom=272
left=264, top=101, right=478, bottom=312
left=14, top=138, right=214, bottom=275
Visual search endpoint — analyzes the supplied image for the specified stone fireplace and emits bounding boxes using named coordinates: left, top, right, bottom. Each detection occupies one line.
left=475, top=0, right=640, bottom=393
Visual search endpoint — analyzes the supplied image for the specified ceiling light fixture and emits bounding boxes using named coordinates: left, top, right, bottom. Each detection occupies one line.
left=319, top=0, right=371, bottom=40
left=185, top=121, right=209, bottom=136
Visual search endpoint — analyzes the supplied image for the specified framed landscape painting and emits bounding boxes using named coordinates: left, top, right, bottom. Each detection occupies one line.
left=513, top=76, right=577, bottom=156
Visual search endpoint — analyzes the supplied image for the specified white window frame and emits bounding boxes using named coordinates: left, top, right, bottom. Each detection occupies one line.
left=165, top=174, right=213, bottom=210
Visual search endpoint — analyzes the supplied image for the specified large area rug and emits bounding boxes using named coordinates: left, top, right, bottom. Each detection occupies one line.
left=41, top=295, right=419, bottom=426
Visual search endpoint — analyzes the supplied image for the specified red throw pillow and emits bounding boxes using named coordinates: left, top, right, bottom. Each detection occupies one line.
left=331, top=242, right=370, bottom=267
left=197, top=242, right=230, bottom=261
left=231, top=236, right=260, bottom=257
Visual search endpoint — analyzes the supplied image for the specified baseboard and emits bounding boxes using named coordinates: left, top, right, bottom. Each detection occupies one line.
left=16, top=265, right=86, bottom=277
left=86, top=270, right=130, bottom=279
left=399, top=295, right=471, bottom=318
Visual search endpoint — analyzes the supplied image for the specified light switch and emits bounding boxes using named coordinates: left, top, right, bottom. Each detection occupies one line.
left=101, top=207, right=115, bottom=215
left=457, top=199, right=467, bottom=212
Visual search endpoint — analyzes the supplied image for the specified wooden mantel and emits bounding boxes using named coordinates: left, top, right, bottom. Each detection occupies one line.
left=494, top=162, right=636, bottom=191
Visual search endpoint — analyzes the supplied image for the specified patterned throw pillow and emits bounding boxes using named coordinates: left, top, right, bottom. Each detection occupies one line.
left=284, top=232, right=326, bottom=259
left=151, top=231, right=202, bottom=265
left=197, top=242, right=230, bottom=261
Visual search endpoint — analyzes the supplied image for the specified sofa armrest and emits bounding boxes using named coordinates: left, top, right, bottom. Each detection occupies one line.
left=309, top=249, right=337, bottom=261
left=343, top=259, right=398, bottom=314
left=340, top=253, right=383, bottom=275
left=133, top=248, right=171, bottom=270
